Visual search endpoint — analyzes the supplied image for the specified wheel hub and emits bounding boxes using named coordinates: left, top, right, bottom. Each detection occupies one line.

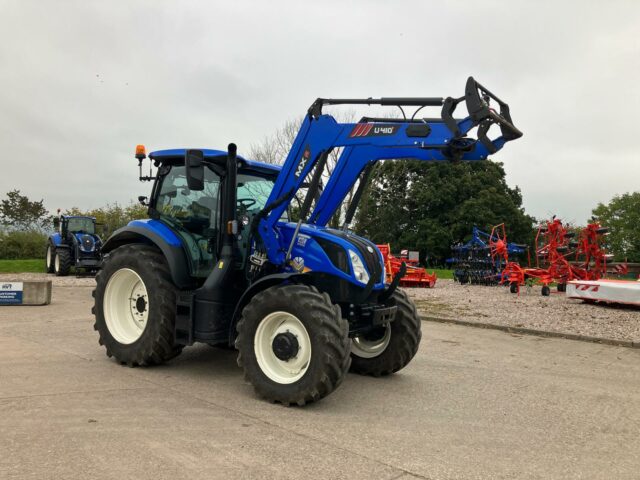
left=272, top=332, right=299, bottom=361
left=103, top=268, right=149, bottom=345
left=135, top=296, right=147, bottom=314
left=130, top=289, right=148, bottom=323
left=351, top=323, right=392, bottom=359
left=253, top=311, right=312, bottom=384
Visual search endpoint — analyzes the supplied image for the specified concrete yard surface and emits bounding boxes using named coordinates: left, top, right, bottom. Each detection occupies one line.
left=1, top=286, right=639, bottom=480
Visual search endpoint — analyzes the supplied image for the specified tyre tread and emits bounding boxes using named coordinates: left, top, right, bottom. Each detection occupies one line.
left=92, top=244, right=182, bottom=367
left=236, top=284, right=350, bottom=406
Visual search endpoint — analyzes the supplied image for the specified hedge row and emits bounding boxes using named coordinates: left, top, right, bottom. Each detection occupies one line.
left=0, top=230, right=48, bottom=259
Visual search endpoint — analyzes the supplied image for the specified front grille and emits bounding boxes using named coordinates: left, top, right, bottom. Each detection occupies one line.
left=79, top=234, right=95, bottom=252
left=315, top=237, right=349, bottom=274
left=326, top=229, right=382, bottom=283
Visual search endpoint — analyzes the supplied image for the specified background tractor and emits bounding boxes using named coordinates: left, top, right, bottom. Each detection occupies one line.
left=46, top=215, right=103, bottom=276
left=92, top=77, right=522, bottom=405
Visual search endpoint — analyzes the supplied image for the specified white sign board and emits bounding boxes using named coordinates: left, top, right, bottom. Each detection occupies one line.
left=0, top=282, right=24, bottom=305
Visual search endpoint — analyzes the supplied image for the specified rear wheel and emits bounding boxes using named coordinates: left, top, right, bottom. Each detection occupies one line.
left=236, top=284, right=350, bottom=406
left=45, top=243, right=55, bottom=273
left=54, top=249, right=71, bottom=276
left=350, top=289, right=422, bottom=377
left=92, top=244, right=182, bottom=366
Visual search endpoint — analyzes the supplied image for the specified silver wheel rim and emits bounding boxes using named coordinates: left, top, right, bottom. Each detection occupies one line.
left=103, top=268, right=149, bottom=345
left=54, top=254, right=60, bottom=272
left=254, top=311, right=312, bottom=384
left=46, top=246, right=52, bottom=269
left=351, top=324, right=391, bottom=358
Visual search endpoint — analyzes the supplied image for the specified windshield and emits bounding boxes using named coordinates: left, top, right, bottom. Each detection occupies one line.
left=66, top=217, right=95, bottom=234
left=237, top=174, right=274, bottom=212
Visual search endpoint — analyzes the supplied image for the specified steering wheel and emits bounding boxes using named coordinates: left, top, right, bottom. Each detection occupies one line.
left=237, top=198, right=256, bottom=210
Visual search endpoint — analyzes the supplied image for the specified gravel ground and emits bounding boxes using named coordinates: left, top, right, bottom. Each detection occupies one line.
left=3, top=273, right=638, bottom=343
left=408, top=279, right=640, bottom=343
left=0, top=273, right=95, bottom=287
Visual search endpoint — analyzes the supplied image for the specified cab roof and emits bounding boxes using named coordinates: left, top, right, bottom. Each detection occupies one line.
left=149, top=148, right=281, bottom=176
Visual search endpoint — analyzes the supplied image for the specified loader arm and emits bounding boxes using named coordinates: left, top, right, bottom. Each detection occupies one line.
left=257, top=76, right=522, bottom=265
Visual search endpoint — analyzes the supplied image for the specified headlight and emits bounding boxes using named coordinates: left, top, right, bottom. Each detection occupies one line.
left=348, top=249, right=370, bottom=285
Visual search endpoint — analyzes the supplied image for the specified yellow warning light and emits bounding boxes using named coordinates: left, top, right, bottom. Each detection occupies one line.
left=135, top=144, right=146, bottom=160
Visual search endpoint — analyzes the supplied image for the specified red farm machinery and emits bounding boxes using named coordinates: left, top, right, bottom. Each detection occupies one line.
left=489, top=218, right=615, bottom=296
left=377, top=244, right=437, bottom=288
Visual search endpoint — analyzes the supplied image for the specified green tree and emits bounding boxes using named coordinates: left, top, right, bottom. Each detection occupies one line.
left=65, top=202, right=148, bottom=239
left=592, top=192, right=640, bottom=262
left=355, top=160, right=535, bottom=264
left=0, top=190, right=49, bottom=231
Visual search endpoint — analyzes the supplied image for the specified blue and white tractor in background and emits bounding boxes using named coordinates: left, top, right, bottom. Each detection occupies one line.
left=92, top=77, right=522, bottom=405
left=46, top=215, right=103, bottom=276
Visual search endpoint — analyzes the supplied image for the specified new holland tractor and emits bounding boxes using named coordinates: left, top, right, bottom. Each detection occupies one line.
left=46, top=215, right=103, bottom=276
left=93, top=77, right=522, bottom=405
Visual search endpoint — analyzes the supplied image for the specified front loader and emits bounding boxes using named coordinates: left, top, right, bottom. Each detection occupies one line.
left=93, top=77, right=522, bottom=405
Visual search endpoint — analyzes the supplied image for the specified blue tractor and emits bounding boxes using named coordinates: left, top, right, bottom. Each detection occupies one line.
left=46, top=215, right=103, bottom=276
left=93, top=77, right=522, bottom=405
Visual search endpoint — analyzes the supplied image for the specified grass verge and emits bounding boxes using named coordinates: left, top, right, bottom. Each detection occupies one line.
left=430, top=268, right=454, bottom=280
left=0, top=259, right=45, bottom=273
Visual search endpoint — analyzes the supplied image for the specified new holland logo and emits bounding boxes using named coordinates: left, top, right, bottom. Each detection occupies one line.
left=349, top=124, right=398, bottom=138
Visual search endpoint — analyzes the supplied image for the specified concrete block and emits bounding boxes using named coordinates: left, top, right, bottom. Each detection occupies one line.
left=0, top=280, right=52, bottom=306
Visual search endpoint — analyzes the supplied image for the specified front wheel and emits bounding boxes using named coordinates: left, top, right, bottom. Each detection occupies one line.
left=92, top=244, right=182, bottom=366
left=54, top=249, right=71, bottom=276
left=45, top=243, right=55, bottom=273
left=235, top=284, right=351, bottom=406
left=350, top=289, right=422, bottom=377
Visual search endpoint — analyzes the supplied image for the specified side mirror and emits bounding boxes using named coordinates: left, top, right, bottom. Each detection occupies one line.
left=138, top=196, right=148, bottom=206
left=185, top=149, right=205, bottom=191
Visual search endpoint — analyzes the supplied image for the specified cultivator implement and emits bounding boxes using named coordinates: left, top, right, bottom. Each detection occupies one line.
left=450, top=226, right=526, bottom=285
left=378, top=244, right=436, bottom=288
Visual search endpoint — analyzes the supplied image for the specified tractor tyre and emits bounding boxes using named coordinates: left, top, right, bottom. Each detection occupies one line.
left=541, top=285, right=551, bottom=297
left=45, top=242, right=55, bottom=273
left=235, top=284, right=351, bottom=406
left=54, top=249, right=71, bottom=276
left=92, top=244, right=183, bottom=366
left=350, top=288, right=421, bottom=377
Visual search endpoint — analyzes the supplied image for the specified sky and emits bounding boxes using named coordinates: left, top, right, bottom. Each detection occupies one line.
left=1, top=0, right=639, bottom=225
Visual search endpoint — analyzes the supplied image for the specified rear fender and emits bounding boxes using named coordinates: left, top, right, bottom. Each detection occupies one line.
left=49, top=233, right=62, bottom=246
left=102, top=224, right=194, bottom=289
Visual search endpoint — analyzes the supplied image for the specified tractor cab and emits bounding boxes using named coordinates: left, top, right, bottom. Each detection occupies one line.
left=143, top=148, right=281, bottom=279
